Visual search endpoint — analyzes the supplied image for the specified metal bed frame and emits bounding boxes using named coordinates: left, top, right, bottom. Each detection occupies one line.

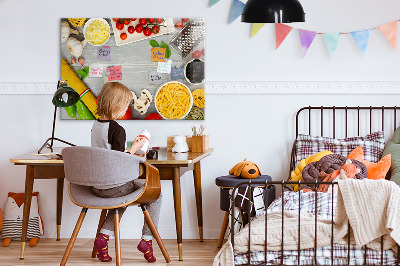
left=230, top=106, right=400, bottom=266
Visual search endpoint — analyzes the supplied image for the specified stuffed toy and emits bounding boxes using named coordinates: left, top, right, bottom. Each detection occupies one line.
left=172, top=135, right=189, bottom=153
left=229, top=159, right=261, bottom=179
left=1, top=192, right=44, bottom=247
left=289, top=150, right=333, bottom=191
left=0, top=208, right=3, bottom=232
left=348, top=146, right=391, bottom=180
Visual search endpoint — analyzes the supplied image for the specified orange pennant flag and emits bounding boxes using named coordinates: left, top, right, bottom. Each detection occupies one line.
left=275, top=23, right=293, bottom=49
left=378, top=21, right=398, bottom=50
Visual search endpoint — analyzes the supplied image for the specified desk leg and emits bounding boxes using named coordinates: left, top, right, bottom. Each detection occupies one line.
left=193, top=161, right=203, bottom=242
left=20, top=165, right=34, bottom=259
left=172, top=167, right=183, bottom=261
left=56, top=178, right=64, bottom=241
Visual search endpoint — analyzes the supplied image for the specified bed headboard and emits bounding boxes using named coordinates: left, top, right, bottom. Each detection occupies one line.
left=290, top=106, right=400, bottom=179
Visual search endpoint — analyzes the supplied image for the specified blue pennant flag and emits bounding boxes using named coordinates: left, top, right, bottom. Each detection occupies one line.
left=229, top=0, right=245, bottom=24
left=323, top=33, right=341, bottom=58
left=351, top=29, right=370, bottom=55
left=209, top=0, right=221, bottom=7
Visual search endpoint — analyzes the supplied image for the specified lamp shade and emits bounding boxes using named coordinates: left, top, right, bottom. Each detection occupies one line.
left=241, top=0, right=305, bottom=23
left=52, top=85, right=80, bottom=107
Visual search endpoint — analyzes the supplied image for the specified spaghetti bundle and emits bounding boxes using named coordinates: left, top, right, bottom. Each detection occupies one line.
left=156, top=82, right=192, bottom=119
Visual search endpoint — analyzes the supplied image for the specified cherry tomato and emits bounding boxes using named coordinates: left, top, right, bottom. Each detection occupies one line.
left=152, top=25, right=160, bottom=34
left=192, top=50, right=201, bottom=59
left=182, top=18, right=189, bottom=22
left=123, top=19, right=130, bottom=25
left=156, top=18, right=163, bottom=24
left=139, top=18, right=147, bottom=25
left=128, top=26, right=135, bottom=34
left=175, top=21, right=183, bottom=29
left=112, top=18, right=120, bottom=22
left=143, top=27, right=152, bottom=36
left=116, top=22, right=124, bottom=30
left=202, top=48, right=205, bottom=55
left=130, top=18, right=137, bottom=21
left=120, top=33, right=127, bottom=40
left=118, top=106, right=132, bottom=120
left=148, top=18, right=155, bottom=24
left=135, top=24, right=143, bottom=33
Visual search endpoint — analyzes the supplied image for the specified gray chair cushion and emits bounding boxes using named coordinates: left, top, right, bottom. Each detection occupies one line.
left=62, top=146, right=145, bottom=188
left=69, top=180, right=145, bottom=208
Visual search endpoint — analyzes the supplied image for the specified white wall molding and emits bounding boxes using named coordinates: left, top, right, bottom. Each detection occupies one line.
left=1, top=81, right=400, bottom=95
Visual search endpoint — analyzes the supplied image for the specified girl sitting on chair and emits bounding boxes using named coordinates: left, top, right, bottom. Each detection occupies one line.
left=91, top=82, right=162, bottom=263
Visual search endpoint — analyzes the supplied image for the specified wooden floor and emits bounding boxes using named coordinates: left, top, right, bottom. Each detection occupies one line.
left=0, top=239, right=221, bottom=265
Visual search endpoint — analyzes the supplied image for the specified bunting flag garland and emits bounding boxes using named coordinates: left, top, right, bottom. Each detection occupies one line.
left=298, top=29, right=317, bottom=58
left=378, top=21, right=398, bottom=50
left=229, top=0, right=245, bottom=24
left=251, top=23, right=266, bottom=38
left=351, top=29, right=370, bottom=55
left=209, top=0, right=221, bottom=7
left=323, top=33, right=341, bottom=58
left=208, top=3, right=400, bottom=58
left=275, top=23, right=293, bottom=49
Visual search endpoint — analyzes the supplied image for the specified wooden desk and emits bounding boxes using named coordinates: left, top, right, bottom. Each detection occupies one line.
left=10, top=147, right=213, bottom=261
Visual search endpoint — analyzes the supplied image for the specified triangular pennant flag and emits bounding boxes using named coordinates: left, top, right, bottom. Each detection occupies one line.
left=229, top=0, right=245, bottom=24
left=275, top=23, right=293, bottom=49
left=251, top=23, right=266, bottom=38
left=323, top=33, right=341, bottom=58
left=351, top=29, right=370, bottom=55
left=209, top=0, right=220, bottom=7
left=378, top=21, right=397, bottom=50
left=298, top=29, right=317, bottom=58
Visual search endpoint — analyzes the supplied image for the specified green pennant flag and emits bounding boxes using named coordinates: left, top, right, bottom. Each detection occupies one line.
left=209, top=0, right=221, bottom=7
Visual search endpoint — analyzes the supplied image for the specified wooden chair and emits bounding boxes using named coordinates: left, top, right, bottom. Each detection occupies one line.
left=60, top=146, right=171, bottom=265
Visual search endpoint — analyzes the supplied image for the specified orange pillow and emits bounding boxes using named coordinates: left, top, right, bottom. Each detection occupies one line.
left=347, top=146, right=391, bottom=180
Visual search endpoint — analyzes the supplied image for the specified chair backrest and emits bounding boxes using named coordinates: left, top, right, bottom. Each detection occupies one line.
left=62, top=146, right=144, bottom=187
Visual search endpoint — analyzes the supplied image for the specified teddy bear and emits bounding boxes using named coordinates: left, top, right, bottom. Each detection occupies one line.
left=1, top=192, right=43, bottom=247
left=131, top=89, right=153, bottom=115
left=172, top=135, right=189, bottom=153
left=229, top=159, right=261, bottom=179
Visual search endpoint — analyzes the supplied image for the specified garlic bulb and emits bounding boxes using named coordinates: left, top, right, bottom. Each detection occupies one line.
left=67, top=37, right=87, bottom=58
left=61, top=21, right=79, bottom=43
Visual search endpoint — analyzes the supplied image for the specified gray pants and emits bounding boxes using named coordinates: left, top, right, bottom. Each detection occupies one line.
left=92, top=180, right=162, bottom=240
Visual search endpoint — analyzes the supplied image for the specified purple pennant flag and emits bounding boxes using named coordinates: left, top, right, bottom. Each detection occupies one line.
left=229, top=0, right=245, bottom=24
left=298, top=29, right=317, bottom=58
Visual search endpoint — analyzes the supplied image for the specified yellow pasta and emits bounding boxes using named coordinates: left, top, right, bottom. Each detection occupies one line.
left=155, top=83, right=192, bottom=119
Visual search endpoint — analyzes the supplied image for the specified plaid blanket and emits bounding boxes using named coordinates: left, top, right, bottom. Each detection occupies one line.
left=234, top=191, right=397, bottom=265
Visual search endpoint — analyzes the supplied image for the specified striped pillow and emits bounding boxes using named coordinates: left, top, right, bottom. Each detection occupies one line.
left=294, top=131, right=385, bottom=166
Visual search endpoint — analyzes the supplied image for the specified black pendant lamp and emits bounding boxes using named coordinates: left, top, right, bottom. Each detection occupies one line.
left=242, top=0, right=305, bottom=23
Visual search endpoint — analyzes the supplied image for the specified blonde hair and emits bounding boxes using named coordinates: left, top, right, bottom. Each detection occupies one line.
left=96, top=82, right=133, bottom=120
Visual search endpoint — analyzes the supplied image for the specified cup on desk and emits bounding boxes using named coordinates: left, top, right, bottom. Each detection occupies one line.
left=146, top=150, right=158, bottom=160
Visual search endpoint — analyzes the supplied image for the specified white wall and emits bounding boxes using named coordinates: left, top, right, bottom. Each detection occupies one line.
left=1, top=0, right=400, bottom=240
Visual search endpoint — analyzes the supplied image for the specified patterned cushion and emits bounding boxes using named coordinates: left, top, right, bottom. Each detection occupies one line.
left=294, top=131, right=385, bottom=166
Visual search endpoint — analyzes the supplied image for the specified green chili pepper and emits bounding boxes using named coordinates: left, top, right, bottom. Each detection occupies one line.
left=64, top=105, right=77, bottom=119
left=76, top=100, right=95, bottom=120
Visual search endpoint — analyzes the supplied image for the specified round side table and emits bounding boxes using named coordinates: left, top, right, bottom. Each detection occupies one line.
left=215, top=175, right=275, bottom=248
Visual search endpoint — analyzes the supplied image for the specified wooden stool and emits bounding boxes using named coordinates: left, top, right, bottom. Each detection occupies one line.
left=215, top=175, right=275, bottom=248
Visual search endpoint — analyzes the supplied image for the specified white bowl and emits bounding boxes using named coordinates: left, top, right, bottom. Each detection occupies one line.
left=154, top=81, right=193, bottom=120
left=83, top=18, right=110, bottom=46
left=184, top=58, right=205, bottom=85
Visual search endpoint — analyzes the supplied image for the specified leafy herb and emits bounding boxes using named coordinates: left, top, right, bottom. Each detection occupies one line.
left=77, top=67, right=89, bottom=80
left=150, top=40, right=160, bottom=47
left=160, top=41, right=171, bottom=58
